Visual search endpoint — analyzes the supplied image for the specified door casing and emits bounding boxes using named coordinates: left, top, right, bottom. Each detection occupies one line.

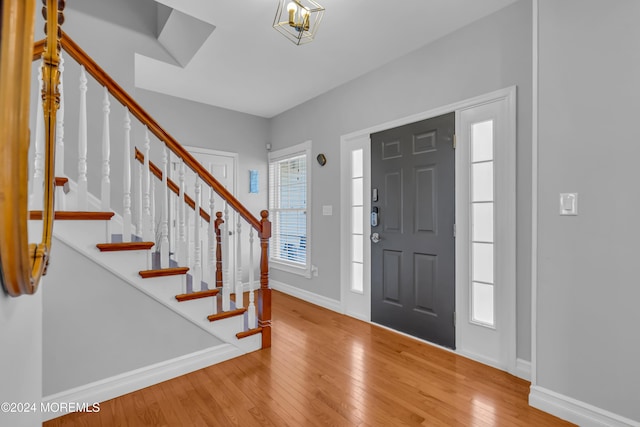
left=340, top=86, right=517, bottom=376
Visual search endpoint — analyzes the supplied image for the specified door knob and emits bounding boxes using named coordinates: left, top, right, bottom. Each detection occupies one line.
left=370, top=233, right=380, bottom=243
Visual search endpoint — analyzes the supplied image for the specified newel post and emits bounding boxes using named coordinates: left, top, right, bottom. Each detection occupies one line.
left=258, top=210, right=272, bottom=348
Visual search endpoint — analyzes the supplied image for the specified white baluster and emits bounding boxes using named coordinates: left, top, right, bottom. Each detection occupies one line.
left=122, top=111, right=132, bottom=242
left=248, top=227, right=256, bottom=328
left=222, top=206, right=231, bottom=311
left=55, top=53, right=66, bottom=210
left=101, top=87, right=111, bottom=243
left=224, top=202, right=232, bottom=287
left=184, top=189, right=191, bottom=294
left=101, top=87, right=111, bottom=212
left=31, top=65, right=44, bottom=210
left=207, top=184, right=216, bottom=288
left=142, top=130, right=152, bottom=242
left=168, top=156, right=175, bottom=261
left=178, top=160, right=187, bottom=266
left=159, top=145, right=170, bottom=268
left=151, top=179, right=156, bottom=243
left=235, top=216, right=243, bottom=308
left=193, top=177, right=203, bottom=291
left=185, top=197, right=191, bottom=268
left=136, top=153, right=143, bottom=239
left=77, top=66, right=88, bottom=210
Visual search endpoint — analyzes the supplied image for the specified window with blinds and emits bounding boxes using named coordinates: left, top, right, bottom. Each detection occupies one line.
left=268, top=141, right=311, bottom=276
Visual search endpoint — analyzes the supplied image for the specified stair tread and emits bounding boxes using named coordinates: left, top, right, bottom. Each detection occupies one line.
left=175, top=289, right=220, bottom=302
left=207, top=307, right=247, bottom=322
left=29, top=211, right=115, bottom=220
left=97, top=242, right=155, bottom=252
left=139, top=267, right=189, bottom=278
left=236, top=327, right=263, bottom=339
left=54, top=177, right=70, bottom=194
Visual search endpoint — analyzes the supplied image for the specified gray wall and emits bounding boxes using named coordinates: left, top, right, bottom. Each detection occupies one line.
left=269, top=1, right=533, bottom=361
left=135, top=89, right=269, bottom=221
left=536, top=0, right=640, bottom=421
left=43, top=237, right=223, bottom=396
left=0, top=290, right=42, bottom=427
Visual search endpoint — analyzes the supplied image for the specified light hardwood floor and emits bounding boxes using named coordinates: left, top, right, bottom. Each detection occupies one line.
left=45, top=291, right=573, bottom=426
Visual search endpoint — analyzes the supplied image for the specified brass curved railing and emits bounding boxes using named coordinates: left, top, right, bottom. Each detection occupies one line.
left=0, top=0, right=62, bottom=296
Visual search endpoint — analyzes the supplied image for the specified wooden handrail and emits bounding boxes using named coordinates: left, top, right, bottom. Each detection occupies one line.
left=46, top=32, right=264, bottom=234
left=134, top=148, right=210, bottom=223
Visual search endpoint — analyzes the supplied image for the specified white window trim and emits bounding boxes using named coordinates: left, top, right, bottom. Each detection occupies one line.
left=268, top=140, right=312, bottom=278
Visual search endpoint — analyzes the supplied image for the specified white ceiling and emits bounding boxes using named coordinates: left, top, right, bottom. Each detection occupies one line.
left=134, top=0, right=519, bottom=118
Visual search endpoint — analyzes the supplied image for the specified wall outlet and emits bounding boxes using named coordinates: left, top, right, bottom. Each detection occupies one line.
left=311, top=265, right=318, bottom=277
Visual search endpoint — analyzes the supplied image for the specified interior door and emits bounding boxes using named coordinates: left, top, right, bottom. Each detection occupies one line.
left=370, top=113, right=456, bottom=348
left=178, top=147, right=235, bottom=290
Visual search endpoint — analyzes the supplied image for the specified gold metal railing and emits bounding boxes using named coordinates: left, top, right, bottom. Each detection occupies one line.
left=0, top=0, right=62, bottom=296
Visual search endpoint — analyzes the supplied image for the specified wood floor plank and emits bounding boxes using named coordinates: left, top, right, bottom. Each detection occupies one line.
left=44, top=291, right=574, bottom=427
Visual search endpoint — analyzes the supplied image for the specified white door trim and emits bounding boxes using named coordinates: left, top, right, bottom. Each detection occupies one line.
left=182, top=145, right=239, bottom=197
left=531, top=0, right=540, bottom=388
left=339, top=86, right=518, bottom=376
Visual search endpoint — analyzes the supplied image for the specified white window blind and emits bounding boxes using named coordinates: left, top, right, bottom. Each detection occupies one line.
left=268, top=142, right=311, bottom=275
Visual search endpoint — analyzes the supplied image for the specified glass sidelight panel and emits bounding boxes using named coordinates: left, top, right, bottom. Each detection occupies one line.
left=350, top=149, right=365, bottom=294
left=470, top=120, right=495, bottom=327
left=472, top=242, right=494, bottom=284
left=352, top=234, right=363, bottom=263
left=472, top=203, right=493, bottom=243
left=352, top=177, right=364, bottom=205
left=351, top=262, right=364, bottom=293
left=352, top=149, right=363, bottom=178
left=472, top=120, right=494, bottom=162
left=352, top=206, right=363, bottom=234
left=472, top=162, right=493, bottom=202
left=472, top=282, right=494, bottom=325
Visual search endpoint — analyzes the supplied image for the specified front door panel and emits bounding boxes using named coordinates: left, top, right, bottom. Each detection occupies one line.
left=370, top=113, right=455, bottom=348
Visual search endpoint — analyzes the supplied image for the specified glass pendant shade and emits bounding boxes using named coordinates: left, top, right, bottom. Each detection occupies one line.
left=273, top=0, right=325, bottom=45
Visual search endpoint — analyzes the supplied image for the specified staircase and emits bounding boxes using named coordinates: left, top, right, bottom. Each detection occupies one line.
left=26, top=20, right=272, bottom=397
left=32, top=186, right=262, bottom=354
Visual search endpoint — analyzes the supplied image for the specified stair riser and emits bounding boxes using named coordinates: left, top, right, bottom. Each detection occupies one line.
left=142, top=276, right=185, bottom=301
left=98, top=250, right=150, bottom=270
left=49, top=220, right=112, bottom=249
left=204, top=315, right=244, bottom=343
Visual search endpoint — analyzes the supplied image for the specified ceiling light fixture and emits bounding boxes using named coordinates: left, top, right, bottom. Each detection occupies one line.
left=273, top=0, right=325, bottom=46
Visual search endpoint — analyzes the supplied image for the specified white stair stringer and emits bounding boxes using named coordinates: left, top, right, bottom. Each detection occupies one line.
left=43, top=176, right=262, bottom=356
left=56, top=179, right=262, bottom=354
left=51, top=219, right=261, bottom=354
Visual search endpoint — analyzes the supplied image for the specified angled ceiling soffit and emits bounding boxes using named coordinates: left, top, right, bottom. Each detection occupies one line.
left=155, top=5, right=215, bottom=68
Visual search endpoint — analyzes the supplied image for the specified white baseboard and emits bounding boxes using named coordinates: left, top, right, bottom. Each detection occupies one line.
left=515, top=358, right=531, bottom=381
left=529, top=386, right=640, bottom=427
left=270, top=280, right=341, bottom=313
left=42, top=344, right=242, bottom=422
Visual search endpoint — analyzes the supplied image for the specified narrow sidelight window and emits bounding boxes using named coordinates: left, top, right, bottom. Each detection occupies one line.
left=470, top=120, right=495, bottom=327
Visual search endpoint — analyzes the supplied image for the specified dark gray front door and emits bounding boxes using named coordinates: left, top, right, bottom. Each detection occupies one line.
left=370, top=113, right=456, bottom=349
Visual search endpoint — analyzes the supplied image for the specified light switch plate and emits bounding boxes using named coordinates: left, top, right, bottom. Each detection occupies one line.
left=560, top=193, right=578, bottom=215
left=322, top=205, right=333, bottom=216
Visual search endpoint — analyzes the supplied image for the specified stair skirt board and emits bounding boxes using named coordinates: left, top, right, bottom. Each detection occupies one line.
left=51, top=223, right=261, bottom=354
left=41, top=344, right=242, bottom=422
